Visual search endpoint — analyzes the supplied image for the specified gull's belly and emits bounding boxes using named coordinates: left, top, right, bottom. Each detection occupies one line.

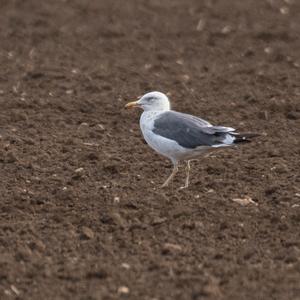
left=143, top=129, right=183, bottom=159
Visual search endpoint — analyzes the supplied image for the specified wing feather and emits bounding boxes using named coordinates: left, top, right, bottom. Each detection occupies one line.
left=153, top=111, right=235, bottom=149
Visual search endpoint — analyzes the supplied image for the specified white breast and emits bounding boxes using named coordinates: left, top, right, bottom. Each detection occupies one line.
left=139, top=112, right=190, bottom=163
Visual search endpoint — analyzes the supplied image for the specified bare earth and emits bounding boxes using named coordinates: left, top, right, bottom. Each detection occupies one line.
left=0, top=0, right=300, bottom=299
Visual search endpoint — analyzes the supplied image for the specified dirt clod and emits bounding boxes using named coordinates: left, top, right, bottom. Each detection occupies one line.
left=162, top=243, right=183, bottom=254
left=81, top=226, right=95, bottom=240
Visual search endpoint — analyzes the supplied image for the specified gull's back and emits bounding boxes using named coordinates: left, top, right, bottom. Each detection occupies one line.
left=152, top=110, right=236, bottom=149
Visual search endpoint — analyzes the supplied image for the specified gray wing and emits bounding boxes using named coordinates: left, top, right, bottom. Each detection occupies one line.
left=152, top=111, right=235, bottom=149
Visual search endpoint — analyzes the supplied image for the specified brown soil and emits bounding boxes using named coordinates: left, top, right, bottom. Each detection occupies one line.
left=0, top=0, right=300, bottom=299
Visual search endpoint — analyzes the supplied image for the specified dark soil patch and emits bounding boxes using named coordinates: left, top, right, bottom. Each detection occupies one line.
left=0, top=0, right=299, bottom=299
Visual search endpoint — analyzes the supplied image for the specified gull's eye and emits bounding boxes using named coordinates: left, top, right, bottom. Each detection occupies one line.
left=147, top=97, right=155, bottom=103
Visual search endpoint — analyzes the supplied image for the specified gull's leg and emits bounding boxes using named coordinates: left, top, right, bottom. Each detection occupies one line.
left=161, top=162, right=179, bottom=188
left=180, top=160, right=191, bottom=189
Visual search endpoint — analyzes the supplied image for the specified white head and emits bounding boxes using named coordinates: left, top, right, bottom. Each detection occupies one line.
left=125, top=91, right=170, bottom=111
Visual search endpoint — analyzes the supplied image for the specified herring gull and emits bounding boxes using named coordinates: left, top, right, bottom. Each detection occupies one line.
left=125, top=91, right=258, bottom=189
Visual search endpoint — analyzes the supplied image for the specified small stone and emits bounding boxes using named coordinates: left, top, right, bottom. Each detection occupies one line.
left=258, top=110, right=269, bottom=120
left=221, top=25, right=232, bottom=34
left=196, top=19, right=206, bottom=31
left=264, top=47, right=273, bottom=54
left=8, top=51, right=14, bottom=58
left=113, top=196, right=120, bottom=203
left=151, top=217, right=167, bottom=225
left=118, top=286, right=129, bottom=294
left=30, top=239, right=46, bottom=252
left=280, top=6, right=289, bottom=14
left=15, top=246, right=32, bottom=262
left=43, top=266, right=52, bottom=278
left=81, top=226, right=95, bottom=239
left=111, top=212, right=127, bottom=228
left=144, top=64, right=152, bottom=70
left=181, top=74, right=190, bottom=82
left=10, top=285, right=20, bottom=296
left=162, top=243, right=182, bottom=254
left=78, top=123, right=89, bottom=133
left=96, top=124, right=105, bottom=131
left=75, top=167, right=84, bottom=173
left=23, top=137, right=35, bottom=145
left=83, top=142, right=100, bottom=147
left=293, top=62, right=300, bottom=68
left=121, top=263, right=130, bottom=270
left=232, top=196, right=257, bottom=206
left=274, top=163, right=289, bottom=174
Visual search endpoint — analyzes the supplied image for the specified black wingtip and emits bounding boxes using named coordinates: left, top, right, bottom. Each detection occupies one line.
left=231, top=133, right=260, bottom=144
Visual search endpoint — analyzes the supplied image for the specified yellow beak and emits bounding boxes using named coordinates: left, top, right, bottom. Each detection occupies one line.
left=125, top=101, right=139, bottom=109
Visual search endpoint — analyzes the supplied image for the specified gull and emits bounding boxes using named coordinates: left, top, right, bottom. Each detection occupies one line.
left=125, top=91, right=258, bottom=189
